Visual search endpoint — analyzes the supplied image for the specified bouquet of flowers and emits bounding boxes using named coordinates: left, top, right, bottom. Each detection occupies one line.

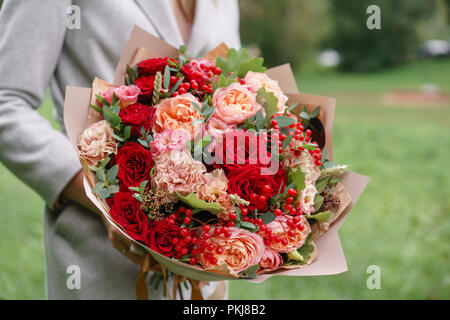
left=64, top=26, right=369, bottom=296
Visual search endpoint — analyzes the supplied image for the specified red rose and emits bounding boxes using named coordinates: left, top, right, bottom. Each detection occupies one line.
left=119, top=102, right=156, bottom=137
left=108, top=192, right=150, bottom=244
left=213, top=130, right=273, bottom=173
left=114, top=142, right=153, bottom=189
left=147, top=220, right=183, bottom=258
left=227, top=164, right=286, bottom=211
left=137, top=57, right=172, bottom=76
left=135, top=76, right=155, bottom=101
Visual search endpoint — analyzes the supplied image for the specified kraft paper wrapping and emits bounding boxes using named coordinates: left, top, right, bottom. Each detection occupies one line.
left=63, top=25, right=369, bottom=282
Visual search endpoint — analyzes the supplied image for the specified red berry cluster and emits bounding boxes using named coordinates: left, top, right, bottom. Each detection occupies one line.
left=171, top=79, right=213, bottom=97
left=196, top=225, right=233, bottom=266
left=271, top=116, right=322, bottom=167
left=261, top=215, right=305, bottom=247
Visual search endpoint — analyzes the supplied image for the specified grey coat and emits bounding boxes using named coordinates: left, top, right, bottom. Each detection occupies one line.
left=0, top=0, right=240, bottom=299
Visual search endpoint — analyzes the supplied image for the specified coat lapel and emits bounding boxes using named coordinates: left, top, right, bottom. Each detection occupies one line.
left=134, top=0, right=184, bottom=48
left=187, top=0, right=218, bottom=57
left=135, top=0, right=219, bottom=58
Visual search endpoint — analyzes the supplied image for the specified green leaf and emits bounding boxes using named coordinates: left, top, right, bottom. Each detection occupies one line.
left=105, top=165, right=119, bottom=184
left=123, top=126, right=131, bottom=140
left=315, top=175, right=331, bottom=194
left=92, top=182, right=105, bottom=194
left=297, top=234, right=315, bottom=262
left=163, top=65, right=170, bottom=90
left=310, top=106, right=321, bottom=118
left=323, top=161, right=338, bottom=169
left=138, top=138, right=149, bottom=148
left=288, top=168, right=306, bottom=198
left=112, top=133, right=124, bottom=142
left=126, top=64, right=139, bottom=84
left=259, top=211, right=276, bottom=224
left=256, top=87, right=278, bottom=125
left=286, top=233, right=314, bottom=265
left=238, top=57, right=266, bottom=78
left=95, top=94, right=110, bottom=107
left=192, top=102, right=201, bottom=115
left=299, top=111, right=310, bottom=120
left=174, top=192, right=223, bottom=215
left=103, top=106, right=122, bottom=129
left=281, top=133, right=293, bottom=148
left=107, top=185, right=120, bottom=195
left=100, top=157, right=111, bottom=168
left=89, top=104, right=103, bottom=113
left=98, top=188, right=111, bottom=199
left=255, top=110, right=265, bottom=130
left=216, top=48, right=266, bottom=78
left=240, top=221, right=258, bottom=232
left=287, top=102, right=299, bottom=112
left=314, top=194, right=324, bottom=212
left=96, top=167, right=106, bottom=183
left=139, top=180, right=148, bottom=194
left=308, top=211, right=332, bottom=223
left=273, top=115, right=296, bottom=128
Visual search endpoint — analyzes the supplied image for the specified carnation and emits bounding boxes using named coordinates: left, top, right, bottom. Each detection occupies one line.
left=149, top=129, right=190, bottom=157
left=78, top=120, right=118, bottom=166
left=198, top=169, right=234, bottom=220
left=283, top=148, right=321, bottom=185
left=152, top=150, right=206, bottom=195
left=297, top=183, right=318, bottom=215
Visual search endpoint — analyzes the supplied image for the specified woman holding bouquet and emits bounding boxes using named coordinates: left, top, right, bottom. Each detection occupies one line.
left=0, top=0, right=240, bottom=299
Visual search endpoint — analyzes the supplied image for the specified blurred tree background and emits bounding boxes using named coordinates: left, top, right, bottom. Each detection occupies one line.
left=239, top=0, right=449, bottom=72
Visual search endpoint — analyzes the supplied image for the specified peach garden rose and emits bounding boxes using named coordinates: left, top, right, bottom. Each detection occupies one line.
left=259, top=247, right=283, bottom=272
left=197, top=227, right=265, bottom=274
left=244, top=71, right=288, bottom=112
left=258, top=215, right=311, bottom=253
left=212, top=82, right=260, bottom=125
left=152, top=93, right=202, bottom=136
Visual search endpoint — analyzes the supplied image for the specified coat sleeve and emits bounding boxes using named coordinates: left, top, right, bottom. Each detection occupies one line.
left=0, top=0, right=82, bottom=206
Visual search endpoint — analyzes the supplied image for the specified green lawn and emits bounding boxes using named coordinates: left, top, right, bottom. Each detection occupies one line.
left=1, top=60, right=449, bottom=299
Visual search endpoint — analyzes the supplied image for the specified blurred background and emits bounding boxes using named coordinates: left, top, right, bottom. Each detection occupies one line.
left=0, top=0, right=449, bottom=299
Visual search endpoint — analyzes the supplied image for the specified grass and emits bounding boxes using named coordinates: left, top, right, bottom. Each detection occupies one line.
left=0, top=59, right=449, bottom=299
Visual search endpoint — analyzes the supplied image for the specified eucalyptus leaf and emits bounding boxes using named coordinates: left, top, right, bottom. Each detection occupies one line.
left=174, top=192, right=223, bottom=215
left=308, top=210, right=332, bottom=222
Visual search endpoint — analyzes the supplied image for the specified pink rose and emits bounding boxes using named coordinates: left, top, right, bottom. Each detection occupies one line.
left=197, top=227, right=265, bottom=274
left=212, top=83, right=260, bottom=125
left=78, top=120, right=118, bottom=166
left=258, top=215, right=311, bottom=253
left=244, top=71, right=288, bottom=112
left=259, top=247, right=283, bottom=272
left=101, top=85, right=141, bottom=109
left=149, top=129, right=190, bottom=157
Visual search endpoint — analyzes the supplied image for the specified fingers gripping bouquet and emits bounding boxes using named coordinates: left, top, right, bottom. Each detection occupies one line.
left=65, top=27, right=369, bottom=294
